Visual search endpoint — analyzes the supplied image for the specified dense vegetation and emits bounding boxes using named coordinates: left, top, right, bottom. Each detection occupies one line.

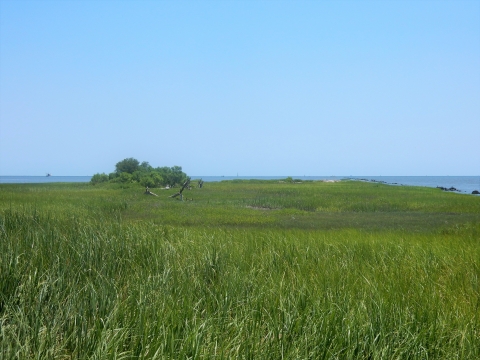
left=90, top=157, right=188, bottom=188
left=0, top=180, right=479, bottom=359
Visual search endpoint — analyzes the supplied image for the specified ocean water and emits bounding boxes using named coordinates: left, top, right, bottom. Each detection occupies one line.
left=1, top=175, right=479, bottom=194
left=0, top=176, right=92, bottom=184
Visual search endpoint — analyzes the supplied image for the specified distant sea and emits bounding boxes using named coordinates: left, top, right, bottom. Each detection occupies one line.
left=1, top=175, right=479, bottom=194
left=0, top=176, right=91, bottom=184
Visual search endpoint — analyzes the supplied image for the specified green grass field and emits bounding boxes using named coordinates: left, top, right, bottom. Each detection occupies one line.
left=1, top=180, right=479, bottom=359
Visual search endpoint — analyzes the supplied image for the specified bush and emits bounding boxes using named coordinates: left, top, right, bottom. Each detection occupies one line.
left=111, top=172, right=134, bottom=183
left=90, top=173, right=109, bottom=185
left=140, top=176, right=155, bottom=188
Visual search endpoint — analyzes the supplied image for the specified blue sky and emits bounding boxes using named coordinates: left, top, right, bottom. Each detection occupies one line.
left=1, top=0, right=479, bottom=176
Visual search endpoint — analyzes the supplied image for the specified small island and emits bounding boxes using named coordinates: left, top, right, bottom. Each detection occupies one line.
left=90, top=157, right=188, bottom=188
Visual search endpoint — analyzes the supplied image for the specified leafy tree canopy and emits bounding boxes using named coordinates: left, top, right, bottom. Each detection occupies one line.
left=115, top=158, right=140, bottom=174
left=91, top=158, right=188, bottom=187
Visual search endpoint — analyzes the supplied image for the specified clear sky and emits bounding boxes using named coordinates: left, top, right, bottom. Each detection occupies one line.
left=1, top=0, right=479, bottom=176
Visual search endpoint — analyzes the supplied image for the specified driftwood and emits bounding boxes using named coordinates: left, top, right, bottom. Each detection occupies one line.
left=197, top=179, right=204, bottom=188
left=169, top=178, right=191, bottom=200
left=144, top=187, right=158, bottom=196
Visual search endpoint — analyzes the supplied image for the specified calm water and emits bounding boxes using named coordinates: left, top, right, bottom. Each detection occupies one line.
left=0, top=176, right=92, bottom=184
left=1, top=175, right=479, bottom=194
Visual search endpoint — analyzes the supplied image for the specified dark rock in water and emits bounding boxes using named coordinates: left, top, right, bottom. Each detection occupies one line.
left=437, top=186, right=460, bottom=192
left=472, top=190, right=480, bottom=195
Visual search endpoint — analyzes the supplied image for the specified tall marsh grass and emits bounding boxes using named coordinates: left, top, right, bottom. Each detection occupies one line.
left=1, top=210, right=479, bottom=358
left=0, top=181, right=479, bottom=358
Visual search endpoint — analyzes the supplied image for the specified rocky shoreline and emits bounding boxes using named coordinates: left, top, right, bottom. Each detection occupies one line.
left=347, top=178, right=479, bottom=195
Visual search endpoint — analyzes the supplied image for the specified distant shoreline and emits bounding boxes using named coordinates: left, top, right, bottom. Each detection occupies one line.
left=1, top=175, right=479, bottom=194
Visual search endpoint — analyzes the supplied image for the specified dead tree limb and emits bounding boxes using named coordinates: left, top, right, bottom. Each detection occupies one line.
left=144, top=187, right=158, bottom=196
left=169, top=178, right=191, bottom=200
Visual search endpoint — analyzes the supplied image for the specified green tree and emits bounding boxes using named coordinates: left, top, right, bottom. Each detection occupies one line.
left=170, top=166, right=186, bottom=185
left=115, top=158, right=140, bottom=174
left=140, top=161, right=152, bottom=172
left=155, top=167, right=172, bottom=185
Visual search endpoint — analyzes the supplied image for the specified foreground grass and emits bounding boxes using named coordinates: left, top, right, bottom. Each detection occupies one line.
left=0, top=181, right=479, bottom=358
